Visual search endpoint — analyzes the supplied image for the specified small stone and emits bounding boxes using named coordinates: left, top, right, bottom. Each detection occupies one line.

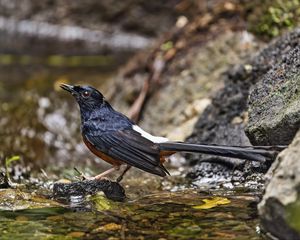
left=93, top=223, right=122, bottom=232
left=15, top=216, right=29, bottom=221
left=176, top=16, right=188, bottom=28
left=53, top=179, right=126, bottom=202
left=67, top=232, right=85, bottom=238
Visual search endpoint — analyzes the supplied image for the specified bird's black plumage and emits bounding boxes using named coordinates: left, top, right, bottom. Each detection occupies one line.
left=60, top=84, right=286, bottom=179
left=61, top=84, right=169, bottom=176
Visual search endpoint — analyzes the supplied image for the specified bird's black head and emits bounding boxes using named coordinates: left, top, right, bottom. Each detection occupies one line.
left=60, top=84, right=104, bottom=112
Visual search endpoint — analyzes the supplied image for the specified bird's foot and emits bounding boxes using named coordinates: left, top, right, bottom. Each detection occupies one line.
left=74, top=167, right=92, bottom=181
left=116, top=175, right=123, bottom=183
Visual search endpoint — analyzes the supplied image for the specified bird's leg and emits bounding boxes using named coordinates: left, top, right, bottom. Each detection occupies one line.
left=116, top=165, right=132, bottom=183
left=74, top=166, right=120, bottom=181
left=91, top=166, right=120, bottom=180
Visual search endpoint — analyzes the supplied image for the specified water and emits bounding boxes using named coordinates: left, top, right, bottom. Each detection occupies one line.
left=0, top=190, right=263, bottom=240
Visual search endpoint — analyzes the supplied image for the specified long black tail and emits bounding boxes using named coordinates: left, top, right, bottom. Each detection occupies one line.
left=159, top=142, right=287, bottom=162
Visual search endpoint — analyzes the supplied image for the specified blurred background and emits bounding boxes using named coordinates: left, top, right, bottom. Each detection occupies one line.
left=0, top=0, right=299, bottom=174
left=0, top=1, right=182, bottom=171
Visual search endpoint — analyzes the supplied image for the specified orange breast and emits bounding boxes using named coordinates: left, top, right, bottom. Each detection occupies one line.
left=160, top=150, right=176, bottom=157
left=83, top=136, right=123, bottom=166
left=159, top=150, right=176, bottom=163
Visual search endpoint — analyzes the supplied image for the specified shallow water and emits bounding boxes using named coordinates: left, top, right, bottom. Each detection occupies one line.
left=0, top=189, right=263, bottom=240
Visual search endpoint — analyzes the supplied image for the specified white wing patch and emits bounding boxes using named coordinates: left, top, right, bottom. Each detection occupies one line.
left=132, top=125, right=169, bottom=143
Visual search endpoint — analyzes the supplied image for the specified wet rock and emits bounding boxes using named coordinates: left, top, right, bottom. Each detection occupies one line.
left=246, top=46, right=300, bottom=145
left=0, top=188, right=61, bottom=211
left=53, top=179, right=126, bottom=202
left=0, top=172, right=10, bottom=188
left=187, top=28, right=300, bottom=180
left=258, top=130, right=300, bottom=240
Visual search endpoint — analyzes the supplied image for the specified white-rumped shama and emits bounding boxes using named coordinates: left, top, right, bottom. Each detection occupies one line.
left=61, top=84, right=285, bottom=182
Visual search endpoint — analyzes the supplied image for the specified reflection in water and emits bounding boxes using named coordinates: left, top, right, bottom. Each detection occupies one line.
left=0, top=190, right=263, bottom=240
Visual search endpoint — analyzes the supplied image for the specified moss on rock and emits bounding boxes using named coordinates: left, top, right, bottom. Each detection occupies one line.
left=246, top=0, right=300, bottom=38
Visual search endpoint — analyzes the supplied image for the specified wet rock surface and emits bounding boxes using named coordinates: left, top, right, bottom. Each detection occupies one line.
left=53, top=179, right=126, bottom=202
left=0, top=173, right=9, bottom=189
left=258, top=130, right=300, bottom=240
left=0, top=188, right=62, bottom=211
left=246, top=43, right=300, bottom=145
left=187, top=28, right=300, bottom=180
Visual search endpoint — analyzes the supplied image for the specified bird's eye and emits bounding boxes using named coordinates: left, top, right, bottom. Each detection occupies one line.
left=82, top=91, right=90, bottom=98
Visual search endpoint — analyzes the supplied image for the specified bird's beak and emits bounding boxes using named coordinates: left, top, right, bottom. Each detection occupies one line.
left=60, top=83, right=75, bottom=94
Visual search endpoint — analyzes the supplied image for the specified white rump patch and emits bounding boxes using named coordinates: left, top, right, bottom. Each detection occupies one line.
left=132, top=125, right=169, bottom=143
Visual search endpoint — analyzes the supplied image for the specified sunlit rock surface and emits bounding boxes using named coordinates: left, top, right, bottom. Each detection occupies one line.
left=258, top=130, right=300, bottom=240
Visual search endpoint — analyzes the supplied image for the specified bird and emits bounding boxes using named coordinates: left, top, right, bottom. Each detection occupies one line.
left=60, top=83, right=285, bottom=182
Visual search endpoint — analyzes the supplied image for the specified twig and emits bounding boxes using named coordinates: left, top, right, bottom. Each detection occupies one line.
left=127, top=79, right=150, bottom=121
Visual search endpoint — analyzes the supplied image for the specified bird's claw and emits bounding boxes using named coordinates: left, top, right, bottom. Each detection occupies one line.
left=116, top=176, right=123, bottom=183
left=74, top=167, right=91, bottom=181
left=82, top=176, right=95, bottom=181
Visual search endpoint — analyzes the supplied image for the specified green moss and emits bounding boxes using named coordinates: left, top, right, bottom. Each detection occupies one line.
left=246, top=0, right=300, bottom=39
left=286, top=197, right=300, bottom=233
left=160, top=41, right=173, bottom=51
left=0, top=54, right=14, bottom=65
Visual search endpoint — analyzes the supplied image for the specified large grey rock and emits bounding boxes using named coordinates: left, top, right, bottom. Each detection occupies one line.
left=246, top=46, right=300, bottom=145
left=187, top=28, right=300, bottom=179
left=258, top=130, right=300, bottom=240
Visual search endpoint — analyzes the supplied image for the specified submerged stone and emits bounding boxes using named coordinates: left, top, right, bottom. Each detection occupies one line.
left=0, top=188, right=61, bottom=211
left=53, top=179, right=126, bottom=202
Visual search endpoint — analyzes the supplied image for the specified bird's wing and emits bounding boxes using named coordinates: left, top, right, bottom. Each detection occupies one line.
left=85, top=129, right=169, bottom=177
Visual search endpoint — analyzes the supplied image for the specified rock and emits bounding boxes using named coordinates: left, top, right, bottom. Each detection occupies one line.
left=110, top=31, right=260, bottom=140
left=258, top=130, right=300, bottom=240
left=0, top=188, right=62, bottom=211
left=246, top=46, right=300, bottom=145
left=53, top=179, right=126, bottom=202
left=187, top=28, right=300, bottom=180
left=166, top=98, right=211, bottom=141
left=139, top=31, right=259, bottom=139
left=0, top=172, right=9, bottom=189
